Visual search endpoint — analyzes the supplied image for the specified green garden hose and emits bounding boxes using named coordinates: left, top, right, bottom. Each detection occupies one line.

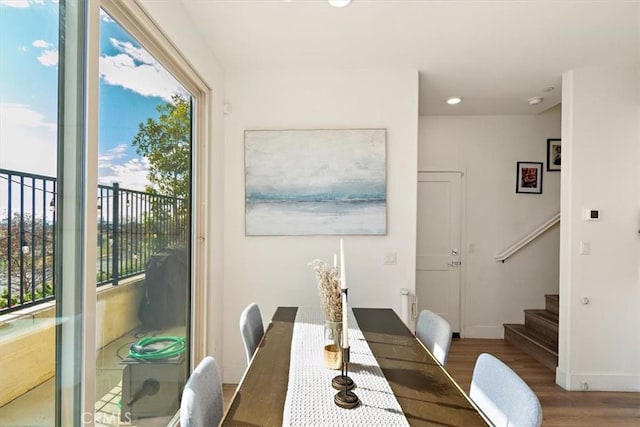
left=128, top=336, right=186, bottom=360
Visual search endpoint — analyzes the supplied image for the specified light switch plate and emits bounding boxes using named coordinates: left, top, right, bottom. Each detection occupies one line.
left=579, top=241, right=591, bottom=255
left=384, top=252, right=397, bottom=265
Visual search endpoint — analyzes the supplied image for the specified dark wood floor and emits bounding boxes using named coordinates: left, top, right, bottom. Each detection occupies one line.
left=223, top=338, right=640, bottom=426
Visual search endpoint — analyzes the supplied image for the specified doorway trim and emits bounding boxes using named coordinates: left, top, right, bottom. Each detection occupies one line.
left=102, top=0, right=212, bottom=368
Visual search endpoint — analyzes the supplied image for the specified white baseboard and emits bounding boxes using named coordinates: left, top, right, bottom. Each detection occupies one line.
left=555, top=367, right=640, bottom=392
left=555, top=367, right=571, bottom=390
left=461, top=325, right=503, bottom=339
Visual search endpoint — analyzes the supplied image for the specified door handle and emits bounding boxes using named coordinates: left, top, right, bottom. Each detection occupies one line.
left=448, top=260, right=461, bottom=267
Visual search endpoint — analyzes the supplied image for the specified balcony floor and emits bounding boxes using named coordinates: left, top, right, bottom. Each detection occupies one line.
left=0, top=325, right=183, bottom=427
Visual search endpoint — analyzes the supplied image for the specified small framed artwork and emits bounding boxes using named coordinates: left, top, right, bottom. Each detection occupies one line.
left=546, top=138, right=561, bottom=171
left=516, top=161, right=543, bottom=194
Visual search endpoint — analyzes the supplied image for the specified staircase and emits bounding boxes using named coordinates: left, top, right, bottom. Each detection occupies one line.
left=504, top=294, right=558, bottom=370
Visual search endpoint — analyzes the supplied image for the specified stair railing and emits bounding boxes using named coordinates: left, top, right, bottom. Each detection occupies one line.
left=494, top=212, right=560, bottom=262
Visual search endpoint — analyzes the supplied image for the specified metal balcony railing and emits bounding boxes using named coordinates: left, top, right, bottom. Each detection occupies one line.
left=0, top=168, right=187, bottom=314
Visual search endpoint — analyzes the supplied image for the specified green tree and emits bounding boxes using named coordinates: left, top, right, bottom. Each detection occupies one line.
left=132, top=94, right=191, bottom=246
left=132, top=94, right=191, bottom=200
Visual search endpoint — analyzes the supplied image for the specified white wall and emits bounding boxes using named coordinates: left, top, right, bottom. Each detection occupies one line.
left=223, top=69, right=419, bottom=382
left=558, top=65, right=640, bottom=391
left=419, top=109, right=561, bottom=337
left=138, top=1, right=227, bottom=364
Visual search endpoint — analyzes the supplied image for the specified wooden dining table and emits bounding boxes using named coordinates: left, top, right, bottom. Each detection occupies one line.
left=221, top=307, right=491, bottom=426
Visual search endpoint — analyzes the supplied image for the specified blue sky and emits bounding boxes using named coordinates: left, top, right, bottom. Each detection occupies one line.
left=0, top=0, right=187, bottom=191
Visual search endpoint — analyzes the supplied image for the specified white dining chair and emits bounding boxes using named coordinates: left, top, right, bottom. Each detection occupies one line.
left=415, top=309, right=452, bottom=365
left=240, top=302, right=264, bottom=365
left=180, top=356, right=223, bottom=427
left=470, top=353, right=543, bottom=427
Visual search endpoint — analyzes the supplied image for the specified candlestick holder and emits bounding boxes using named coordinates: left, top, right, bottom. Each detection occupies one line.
left=333, top=347, right=359, bottom=408
left=331, top=346, right=354, bottom=391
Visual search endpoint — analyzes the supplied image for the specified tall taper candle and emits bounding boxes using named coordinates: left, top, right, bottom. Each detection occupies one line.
left=340, top=240, right=346, bottom=290
left=340, top=239, right=349, bottom=348
left=333, top=253, right=338, bottom=268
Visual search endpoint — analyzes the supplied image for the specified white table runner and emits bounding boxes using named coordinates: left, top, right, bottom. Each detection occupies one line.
left=282, top=307, right=410, bottom=426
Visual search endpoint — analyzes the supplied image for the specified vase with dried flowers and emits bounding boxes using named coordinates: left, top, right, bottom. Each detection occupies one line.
left=309, top=259, right=343, bottom=369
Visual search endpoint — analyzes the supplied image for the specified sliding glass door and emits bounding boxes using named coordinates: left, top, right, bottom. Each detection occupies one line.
left=0, top=0, right=63, bottom=424
left=0, top=1, right=202, bottom=425
left=95, top=8, right=193, bottom=425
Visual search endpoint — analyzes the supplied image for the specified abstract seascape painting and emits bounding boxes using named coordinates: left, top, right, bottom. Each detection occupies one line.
left=245, top=129, right=387, bottom=236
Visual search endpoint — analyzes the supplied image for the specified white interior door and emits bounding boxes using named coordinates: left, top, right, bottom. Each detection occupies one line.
left=416, top=172, right=462, bottom=332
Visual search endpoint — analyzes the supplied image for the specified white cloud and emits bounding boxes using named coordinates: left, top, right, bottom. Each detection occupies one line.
left=0, top=0, right=48, bottom=7
left=100, top=8, right=114, bottom=23
left=98, top=144, right=127, bottom=166
left=110, top=39, right=156, bottom=65
left=32, top=39, right=58, bottom=67
left=37, top=49, right=58, bottom=67
left=0, top=0, right=30, bottom=7
left=32, top=39, right=51, bottom=48
left=0, top=103, right=57, bottom=177
left=98, top=156, right=151, bottom=192
left=98, top=144, right=151, bottom=191
left=0, top=103, right=56, bottom=219
left=99, top=38, right=187, bottom=101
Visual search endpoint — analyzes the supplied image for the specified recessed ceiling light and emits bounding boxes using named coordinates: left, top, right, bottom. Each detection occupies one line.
left=328, top=0, right=352, bottom=7
left=446, top=97, right=463, bottom=105
left=528, top=96, right=544, bottom=106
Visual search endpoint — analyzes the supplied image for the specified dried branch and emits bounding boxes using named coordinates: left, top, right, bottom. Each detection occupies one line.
left=309, top=259, right=342, bottom=322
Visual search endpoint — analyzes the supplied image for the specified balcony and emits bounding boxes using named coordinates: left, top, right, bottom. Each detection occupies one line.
left=0, top=168, right=188, bottom=426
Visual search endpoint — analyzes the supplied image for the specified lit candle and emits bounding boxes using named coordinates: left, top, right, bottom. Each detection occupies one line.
left=340, top=239, right=349, bottom=348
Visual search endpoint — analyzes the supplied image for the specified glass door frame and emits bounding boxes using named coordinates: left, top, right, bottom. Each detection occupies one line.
left=56, top=0, right=100, bottom=424
left=100, top=0, right=211, bottom=372
left=56, top=0, right=210, bottom=424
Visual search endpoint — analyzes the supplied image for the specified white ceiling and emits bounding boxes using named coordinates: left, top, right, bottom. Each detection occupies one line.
left=178, top=0, right=639, bottom=115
